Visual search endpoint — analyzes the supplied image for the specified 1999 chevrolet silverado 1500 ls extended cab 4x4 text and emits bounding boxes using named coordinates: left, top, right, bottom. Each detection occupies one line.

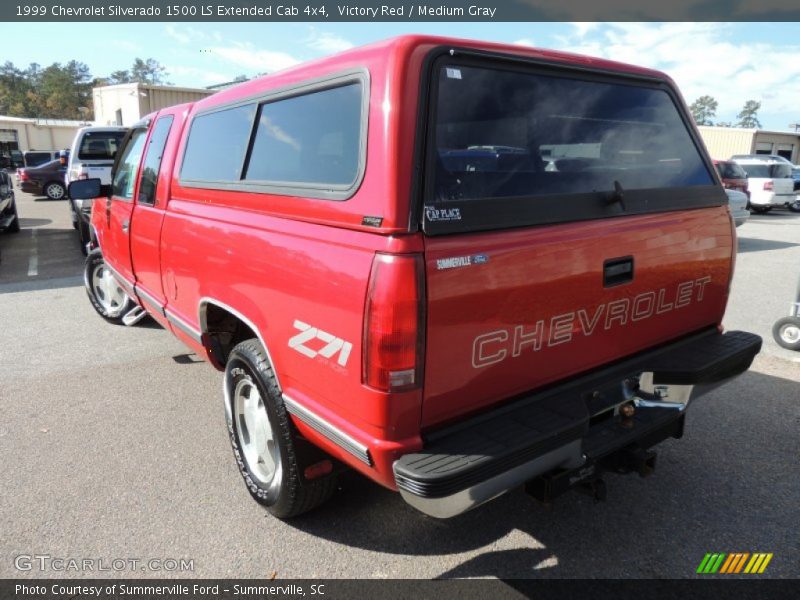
left=69, top=35, right=762, bottom=519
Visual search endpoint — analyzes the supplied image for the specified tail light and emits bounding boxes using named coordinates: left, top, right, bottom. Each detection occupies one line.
left=18, top=170, right=28, bottom=182
left=362, top=253, right=425, bottom=392
left=763, top=181, right=773, bottom=191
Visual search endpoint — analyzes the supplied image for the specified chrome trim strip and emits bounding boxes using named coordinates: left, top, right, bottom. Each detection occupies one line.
left=134, top=285, right=165, bottom=317
left=165, top=309, right=203, bottom=344
left=282, top=393, right=372, bottom=466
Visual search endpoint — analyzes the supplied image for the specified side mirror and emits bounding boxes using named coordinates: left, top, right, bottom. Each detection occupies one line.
left=68, top=178, right=103, bottom=200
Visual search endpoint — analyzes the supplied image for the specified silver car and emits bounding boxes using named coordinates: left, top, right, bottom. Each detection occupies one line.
left=725, top=188, right=750, bottom=227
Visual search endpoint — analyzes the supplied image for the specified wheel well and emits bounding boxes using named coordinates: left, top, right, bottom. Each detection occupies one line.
left=202, top=303, right=259, bottom=367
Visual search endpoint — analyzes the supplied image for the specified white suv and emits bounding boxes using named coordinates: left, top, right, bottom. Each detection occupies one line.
left=732, top=155, right=798, bottom=213
left=67, top=126, right=127, bottom=252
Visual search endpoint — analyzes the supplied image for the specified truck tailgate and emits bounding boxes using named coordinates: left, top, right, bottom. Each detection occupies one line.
left=421, top=205, right=733, bottom=427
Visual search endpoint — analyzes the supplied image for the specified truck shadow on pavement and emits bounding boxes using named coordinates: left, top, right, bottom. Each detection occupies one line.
left=736, top=237, right=800, bottom=253
left=285, top=369, right=799, bottom=579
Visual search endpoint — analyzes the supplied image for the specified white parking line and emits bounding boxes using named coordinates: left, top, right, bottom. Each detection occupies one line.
left=27, top=229, right=38, bottom=277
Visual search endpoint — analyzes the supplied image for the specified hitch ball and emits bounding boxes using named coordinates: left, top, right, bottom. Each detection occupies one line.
left=619, top=402, right=636, bottom=418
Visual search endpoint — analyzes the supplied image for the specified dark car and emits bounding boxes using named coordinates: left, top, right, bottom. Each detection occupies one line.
left=713, top=159, right=749, bottom=195
left=0, top=170, right=20, bottom=233
left=18, top=159, right=68, bottom=200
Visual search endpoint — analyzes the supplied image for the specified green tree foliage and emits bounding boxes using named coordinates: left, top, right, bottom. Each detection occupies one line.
left=0, top=60, right=94, bottom=119
left=689, top=95, right=718, bottom=126
left=0, top=57, right=173, bottom=119
left=736, top=100, right=762, bottom=129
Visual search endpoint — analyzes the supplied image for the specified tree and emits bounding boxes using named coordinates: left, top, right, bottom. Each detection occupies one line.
left=106, top=70, right=133, bottom=84
left=736, top=100, right=762, bottom=128
left=130, top=58, right=169, bottom=85
left=689, top=95, right=718, bottom=126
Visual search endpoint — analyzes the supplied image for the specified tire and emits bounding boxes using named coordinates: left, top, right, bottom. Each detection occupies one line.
left=5, top=196, right=20, bottom=233
left=224, top=338, right=338, bottom=518
left=788, top=199, right=800, bottom=213
left=772, top=316, right=800, bottom=351
left=83, top=249, right=132, bottom=322
left=750, top=206, right=771, bottom=214
left=45, top=181, right=66, bottom=200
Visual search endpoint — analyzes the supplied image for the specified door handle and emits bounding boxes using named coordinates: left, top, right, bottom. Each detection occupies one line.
left=603, top=256, right=634, bottom=287
left=122, top=219, right=130, bottom=233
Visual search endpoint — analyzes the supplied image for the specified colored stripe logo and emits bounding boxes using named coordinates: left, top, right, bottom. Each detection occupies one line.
left=697, top=552, right=773, bottom=574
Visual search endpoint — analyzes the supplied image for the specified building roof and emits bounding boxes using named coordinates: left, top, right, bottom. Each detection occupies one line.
left=698, top=125, right=800, bottom=137
left=93, top=82, right=214, bottom=95
left=0, top=115, right=92, bottom=127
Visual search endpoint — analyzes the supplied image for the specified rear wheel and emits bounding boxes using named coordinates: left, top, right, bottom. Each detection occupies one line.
left=788, top=199, right=800, bottom=213
left=224, top=338, right=338, bottom=518
left=45, top=181, right=66, bottom=200
left=5, top=196, right=20, bottom=233
left=773, top=316, right=800, bottom=351
left=83, top=249, right=131, bottom=322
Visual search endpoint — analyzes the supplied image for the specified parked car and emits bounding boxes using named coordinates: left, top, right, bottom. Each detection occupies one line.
left=10, top=150, right=24, bottom=169
left=69, top=35, right=761, bottom=519
left=713, top=159, right=748, bottom=195
left=732, top=155, right=799, bottom=213
left=725, top=188, right=750, bottom=227
left=0, top=169, right=20, bottom=233
left=67, top=126, right=127, bottom=253
left=17, top=159, right=68, bottom=199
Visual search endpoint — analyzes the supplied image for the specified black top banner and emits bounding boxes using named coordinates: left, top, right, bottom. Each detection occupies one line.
left=3, top=0, right=800, bottom=21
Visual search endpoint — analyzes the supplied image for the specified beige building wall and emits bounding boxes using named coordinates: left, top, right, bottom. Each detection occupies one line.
left=751, top=132, right=799, bottom=163
left=0, top=116, right=88, bottom=152
left=93, top=83, right=215, bottom=126
left=697, top=126, right=756, bottom=160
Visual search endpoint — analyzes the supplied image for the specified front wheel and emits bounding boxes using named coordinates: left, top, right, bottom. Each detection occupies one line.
left=224, top=339, right=338, bottom=518
left=45, top=181, right=66, bottom=200
left=787, top=199, right=800, bottom=213
left=772, top=316, right=800, bottom=351
left=750, top=206, right=771, bottom=214
left=83, top=249, right=132, bottom=322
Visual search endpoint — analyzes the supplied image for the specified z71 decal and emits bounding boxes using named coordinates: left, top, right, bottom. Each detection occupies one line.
left=288, top=320, right=353, bottom=367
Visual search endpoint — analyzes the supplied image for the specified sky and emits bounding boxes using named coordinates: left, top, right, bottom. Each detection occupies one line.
left=4, top=22, right=800, bottom=131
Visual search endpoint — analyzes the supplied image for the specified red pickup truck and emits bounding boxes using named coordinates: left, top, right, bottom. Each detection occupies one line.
left=69, top=35, right=761, bottom=519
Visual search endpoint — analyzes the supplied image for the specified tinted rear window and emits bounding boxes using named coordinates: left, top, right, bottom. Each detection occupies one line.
left=716, top=161, right=747, bottom=179
left=432, top=65, right=711, bottom=200
left=424, top=60, right=718, bottom=234
left=740, top=163, right=793, bottom=178
left=244, top=83, right=362, bottom=186
left=78, top=131, right=125, bottom=161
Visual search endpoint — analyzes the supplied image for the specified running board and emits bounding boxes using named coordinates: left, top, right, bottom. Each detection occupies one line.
left=122, top=305, right=148, bottom=327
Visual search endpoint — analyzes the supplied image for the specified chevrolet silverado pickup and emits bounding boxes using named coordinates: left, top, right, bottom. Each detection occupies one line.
left=68, top=35, right=762, bottom=519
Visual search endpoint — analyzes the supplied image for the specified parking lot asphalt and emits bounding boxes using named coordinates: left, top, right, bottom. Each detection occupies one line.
left=0, top=187, right=798, bottom=580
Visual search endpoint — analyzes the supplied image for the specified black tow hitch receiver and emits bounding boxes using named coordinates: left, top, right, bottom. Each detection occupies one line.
left=526, top=462, right=608, bottom=505
left=526, top=444, right=659, bottom=505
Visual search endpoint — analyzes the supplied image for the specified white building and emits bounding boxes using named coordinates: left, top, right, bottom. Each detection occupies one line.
left=92, top=83, right=215, bottom=126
